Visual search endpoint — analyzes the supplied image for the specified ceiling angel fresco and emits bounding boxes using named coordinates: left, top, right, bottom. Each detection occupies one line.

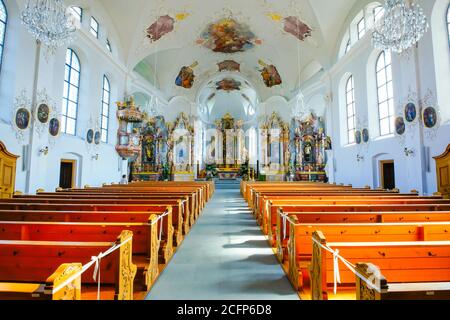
left=258, top=60, right=282, bottom=88
left=267, top=14, right=312, bottom=41
left=198, top=18, right=260, bottom=53
left=218, top=60, right=241, bottom=72
left=146, top=13, right=189, bottom=42
left=175, top=62, right=198, bottom=89
left=216, top=78, right=242, bottom=92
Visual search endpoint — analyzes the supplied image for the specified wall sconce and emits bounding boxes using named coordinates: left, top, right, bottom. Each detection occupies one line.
left=404, top=147, right=415, bottom=157
left=92, top=153, right=99, bottom=161
left=356, top=154, right=364, bottom=162
left=39, top=146, right=49, bottom=156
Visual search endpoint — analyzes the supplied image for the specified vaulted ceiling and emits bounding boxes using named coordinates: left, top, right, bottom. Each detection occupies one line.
left=98, top=0, right=359, bottom=102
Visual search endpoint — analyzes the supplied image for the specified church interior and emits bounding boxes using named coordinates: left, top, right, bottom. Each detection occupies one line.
left=0, top=0, right=450, bottom=302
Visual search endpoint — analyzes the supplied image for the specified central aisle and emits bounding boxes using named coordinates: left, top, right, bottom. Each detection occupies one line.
left=146, top=189, right=299, bottom=300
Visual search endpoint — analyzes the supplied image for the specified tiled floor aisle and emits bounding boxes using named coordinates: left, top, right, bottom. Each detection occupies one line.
left=145, top=189, right=299, bottom=300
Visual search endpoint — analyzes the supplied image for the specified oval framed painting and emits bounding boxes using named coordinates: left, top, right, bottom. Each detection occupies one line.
left=49, top=118, right=61, bottom=137
left=395, top=116, right=406, bottom=135
left=355, top=130, right=362, bottom=145
left=94, top=131, right=101, bottom=145
left=37, top=103, right=50, bottom=124
left=86, top=129, right=94, bottom=144
left=422, top=107, right=438, bottom=129
left=15, top=108, right=31, bottom=130
left=362, top=129, right=369, bottom=143
left=404, top=103, right=417, bottom=123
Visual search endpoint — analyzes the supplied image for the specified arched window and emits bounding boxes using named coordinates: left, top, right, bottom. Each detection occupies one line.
left=101, top=75, right=110, bottom=143
left=345, top=75, right=356, bottom=144
left=70, top=6, right=82, bottom=23
left=62, top=49, right=81, bottom=135
left=376, top=50, right=394, bottom=136
left=0, top=0, right=7, bottom=71
left=447, top=4, right=450, bottom=45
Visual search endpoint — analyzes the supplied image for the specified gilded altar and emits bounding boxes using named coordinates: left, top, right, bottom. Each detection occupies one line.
left=168, top=113, right=195, bottom=180
left=291, top=112, right=331, bottom=182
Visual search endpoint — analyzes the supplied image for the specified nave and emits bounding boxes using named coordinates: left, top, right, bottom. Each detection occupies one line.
left=146, top=189, right=299, bottom=300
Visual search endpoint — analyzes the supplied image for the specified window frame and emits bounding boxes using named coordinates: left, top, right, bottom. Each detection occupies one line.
left=345, top=75, right=357, bottom=145
left=70, top=6, right=83, bottom=23
left=106, top=38, right=112, bottom=53
left=0, top=0, right=7, bottom=73
left=447, top=4, right=450, bottom=47
left=62, top=48, right=81, bottom=136
left=100, top=75, right=111, bottom=143
left=90, top=17, right=99, bottom=38
left=357, top=16, right=366, bottom=40
left=376, top=50, right=395, bottom=137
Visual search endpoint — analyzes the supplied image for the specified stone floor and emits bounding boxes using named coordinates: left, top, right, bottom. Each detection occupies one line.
left=145, top=189, right=299, bottom=300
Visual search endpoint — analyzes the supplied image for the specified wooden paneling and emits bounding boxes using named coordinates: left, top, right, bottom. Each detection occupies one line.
left=0, top=142, right=19, bottom=199
left=434, top=145, right=450, bottom=199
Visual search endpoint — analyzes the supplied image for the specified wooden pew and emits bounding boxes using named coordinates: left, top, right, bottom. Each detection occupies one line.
left=310, top=231, right=450, bottom=300
left=0, top=230, right=136, bottom=300
left=0, top=201, right=183, bottom=248
left=0, top=218, right=168, bottom=293
left=281, top=219, right=450, bottom=291
left=355, top=262, right=450, bottom=300
left=0, top=208, right=174, bottom=267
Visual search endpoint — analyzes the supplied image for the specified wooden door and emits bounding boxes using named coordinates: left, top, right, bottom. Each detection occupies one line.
left=434, top=145, right=450, bottom=199
left=59, top=160, right=75, bottom=189
left=0, top=142, right=19, bottom=198
left=380, top=160, right=395, bottom=190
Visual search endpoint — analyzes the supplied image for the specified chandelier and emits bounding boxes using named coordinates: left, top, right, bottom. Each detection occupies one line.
left=372, top=0, right=429, bottom=53
left=21, top=0, right=77, bottom=54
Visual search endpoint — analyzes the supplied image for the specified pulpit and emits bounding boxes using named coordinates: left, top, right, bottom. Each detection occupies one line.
left=0, top=141, right=19, bottom=198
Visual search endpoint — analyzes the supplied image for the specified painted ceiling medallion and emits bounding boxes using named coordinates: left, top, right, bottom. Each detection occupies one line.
left=175, top=61, right=198, bottom=89
left=216, top=78, right=242, bottom=92
left=199, top=18, right=258, bottom=53
left=268, top=14, right=312, bottom=41
left=258, top=60, right=282, bottom=88
left=146, top=15, right=175, bottom=42
left=218, top=60, right=241, bottom=72
left=283, top=16, right=312, bottom=41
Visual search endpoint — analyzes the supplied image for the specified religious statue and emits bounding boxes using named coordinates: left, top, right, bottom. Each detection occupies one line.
left=144, top=136, right=155, bottom=163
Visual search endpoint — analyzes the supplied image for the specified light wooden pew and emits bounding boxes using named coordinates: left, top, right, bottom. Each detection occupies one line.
left=355, top=262, right=450, bottom=300
left=0, top=208, right=174, bottom=267
left=0, top=230, right=136, bottom=300
left=281, top=219, right=450, bottom=291
left=0, top=201, right=184, bottom=248
left=0, top=218, right=166, bottom=293
left=309, top=231, right=450, bottom=300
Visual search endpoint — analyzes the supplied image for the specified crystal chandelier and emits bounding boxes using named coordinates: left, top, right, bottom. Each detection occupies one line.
left=21, top=0, right=77, bottom=54
left=372, top=0, right=429, bottom=53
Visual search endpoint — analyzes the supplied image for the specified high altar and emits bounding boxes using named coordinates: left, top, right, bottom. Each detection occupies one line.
left=214, top=113, right=246, bottom=180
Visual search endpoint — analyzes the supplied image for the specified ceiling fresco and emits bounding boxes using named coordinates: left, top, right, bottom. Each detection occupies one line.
left=104, top=0, right=359, bottom=103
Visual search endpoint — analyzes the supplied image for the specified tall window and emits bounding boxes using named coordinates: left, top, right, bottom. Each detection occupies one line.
left=357, top=17, right=366, bottom=39
left=106, top=38, right=112, bottom=52
left=62, top=49, right=81, bottom=135
left=0, top=0, right=7, bottom=71
left=345, top=75, right=356, bottom=144
left=376, top=51, right=395, bottom=136
left=374, top=6, right=384, bottom=23
left=70, top=6, right=82, bottom=23
left=101, top=75, right=110, bottom=143
left=90, top=17, right=99, bottom=38
left=447, top=4, right=450, bottom=45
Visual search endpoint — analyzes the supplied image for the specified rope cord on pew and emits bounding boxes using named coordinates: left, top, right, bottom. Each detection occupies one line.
left=51, top=236, right=133, bottom=299
left=150, top=209, right=171, bottom=242
left=311, top=237, right=381, bottom=295
left=279, top=212, right=297, bottom=240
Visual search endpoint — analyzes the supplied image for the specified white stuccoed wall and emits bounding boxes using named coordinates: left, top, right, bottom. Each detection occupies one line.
left=0, top=0, right=135, bottom=193
left=301, top=0, right=450, bottom=195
